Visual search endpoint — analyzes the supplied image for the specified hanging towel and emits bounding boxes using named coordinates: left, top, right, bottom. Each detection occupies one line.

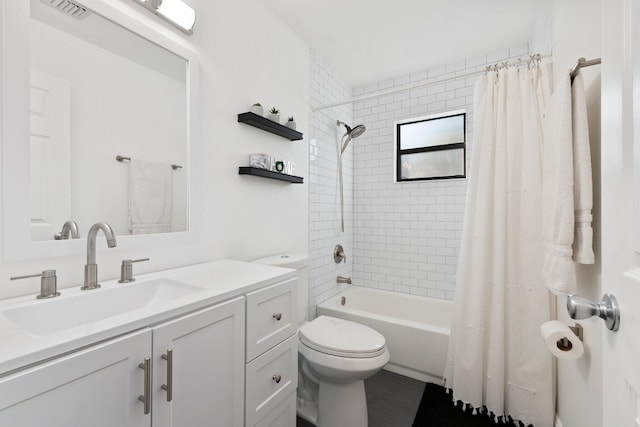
left=128, top=159, right=172, bottom=234
left=542, top=70, right=594, bottom=295
left=571, top=72, right=595, bottom=264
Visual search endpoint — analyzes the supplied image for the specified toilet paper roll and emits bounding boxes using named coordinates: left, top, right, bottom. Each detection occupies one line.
left=540, top=320, right=584, bottom=360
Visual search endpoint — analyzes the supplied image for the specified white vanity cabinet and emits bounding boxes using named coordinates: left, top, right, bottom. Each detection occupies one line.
left=245, top=278, right=298, bottom=426
left=0, top=329, right=153, bottom=427
left=0, top=260, right=299, bottom=426
left=0, top=296, right=245, bottom=427
left=151, top=296, right=245, bottom=427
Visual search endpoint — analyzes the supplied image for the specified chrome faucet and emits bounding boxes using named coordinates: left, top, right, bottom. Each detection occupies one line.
left=82, top=222, right=117, bottom=290
left=54, top=220, right=80, bottom=240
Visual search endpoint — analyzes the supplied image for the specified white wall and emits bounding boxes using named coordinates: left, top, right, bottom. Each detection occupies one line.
left=551, top=0, right=603, bottom=426
left=308, top=52, right=353, bottom=320
left=350, top=44, right=534, bottom=300
left=0, top=0, right=310, bottom=300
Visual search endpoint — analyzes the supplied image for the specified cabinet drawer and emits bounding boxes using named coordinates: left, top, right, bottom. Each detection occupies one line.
left=245, top=334, right=297, bottom=427
left=254, top=391, right=296, bottom=427
left=246, top=278, right=297, bottom=361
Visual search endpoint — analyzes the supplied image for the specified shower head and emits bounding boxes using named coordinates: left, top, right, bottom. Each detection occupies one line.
left=337, top=120, right=366, bottom=138
left=336, top=120, right=366, bottom=233
left=348, top=124, right=366, bottom=139
left=337, top=120, right=366, bottom=154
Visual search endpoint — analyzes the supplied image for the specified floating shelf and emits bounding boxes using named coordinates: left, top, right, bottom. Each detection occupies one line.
left=238, top=112, right=303, bottom=141
left=238, top=167, right=304, bottom=184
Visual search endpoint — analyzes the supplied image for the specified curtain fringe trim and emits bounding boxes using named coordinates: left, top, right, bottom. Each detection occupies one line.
left=444, top=387, right=534, bottom=427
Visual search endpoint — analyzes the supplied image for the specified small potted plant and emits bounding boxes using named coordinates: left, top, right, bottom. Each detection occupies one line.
left=286, top=116, right=296, bottom=130
left=250, top=102, right=263, bottom=116
left=268, top=107, right=280, bottom=123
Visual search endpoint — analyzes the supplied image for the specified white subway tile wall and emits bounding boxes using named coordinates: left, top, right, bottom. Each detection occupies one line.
left=351, top=44, right=534, bottom=300
left=308, top=52, right=354, bottom=319
left=309, top=42, right=549, bottom=307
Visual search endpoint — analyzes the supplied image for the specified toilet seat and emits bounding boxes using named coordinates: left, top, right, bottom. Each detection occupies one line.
left=299, top=316, right=386, bottom=358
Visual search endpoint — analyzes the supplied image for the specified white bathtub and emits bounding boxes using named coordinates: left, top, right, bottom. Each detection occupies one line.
left=316, top=286, right=453, bottom=383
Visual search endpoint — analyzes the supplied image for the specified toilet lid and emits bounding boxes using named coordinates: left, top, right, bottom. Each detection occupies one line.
left=299, top=316, right=386, bottom=358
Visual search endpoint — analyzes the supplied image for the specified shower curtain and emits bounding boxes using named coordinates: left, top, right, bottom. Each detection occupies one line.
left=443, top=65, right=554, bottom=427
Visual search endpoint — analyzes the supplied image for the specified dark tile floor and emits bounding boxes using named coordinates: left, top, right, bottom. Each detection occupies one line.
left=296, top=369, right=425, bottom=427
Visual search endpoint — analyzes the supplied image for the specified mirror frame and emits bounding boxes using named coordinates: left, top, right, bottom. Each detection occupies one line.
left=1, top=0, right=201, bottom=261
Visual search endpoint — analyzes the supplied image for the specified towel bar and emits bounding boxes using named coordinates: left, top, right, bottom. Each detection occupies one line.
left=570, top=57, right=601, bottom=82
left=116, top=155, right=182, bottom=170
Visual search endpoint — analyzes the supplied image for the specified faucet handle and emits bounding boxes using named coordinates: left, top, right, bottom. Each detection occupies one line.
left=119, top=258, right=150, bottom=283
left=333, top=244, right=347, bottom=264
left=11, top=269, right=60, bottom=299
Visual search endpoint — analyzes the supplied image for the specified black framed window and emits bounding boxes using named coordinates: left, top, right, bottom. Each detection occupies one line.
left=395, top=110, right=466, bottom=181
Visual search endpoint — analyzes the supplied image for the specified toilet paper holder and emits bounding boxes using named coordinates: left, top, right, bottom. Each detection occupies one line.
left=566, top=294, right=620, bottom=331
left=568, top=323, right=583, bottom=341
left=557, top=324, right=583, bottom=351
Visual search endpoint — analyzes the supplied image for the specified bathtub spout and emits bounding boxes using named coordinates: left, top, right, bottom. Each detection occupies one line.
left=337, top=276, right=352, bottom=284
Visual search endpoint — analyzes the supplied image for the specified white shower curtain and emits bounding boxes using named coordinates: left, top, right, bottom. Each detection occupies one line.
left=443, top=65, right=554, bottom=427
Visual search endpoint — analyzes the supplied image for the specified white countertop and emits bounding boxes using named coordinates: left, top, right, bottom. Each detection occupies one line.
left=0, top=259, right=295, bottom=376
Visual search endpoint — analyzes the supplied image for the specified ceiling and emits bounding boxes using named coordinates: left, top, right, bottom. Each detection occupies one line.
left=264, top=0, right=545, bottom=88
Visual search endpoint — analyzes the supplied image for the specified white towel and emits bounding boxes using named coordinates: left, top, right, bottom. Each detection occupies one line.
left=128, top=159, right=172, bottom=234
left=571, top=73, right=595, bottom=264
left=542, top=70, right=594, bottom=295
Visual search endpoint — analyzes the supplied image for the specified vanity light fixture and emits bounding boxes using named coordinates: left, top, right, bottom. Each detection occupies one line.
left=132, top=0, right=195, bottom=35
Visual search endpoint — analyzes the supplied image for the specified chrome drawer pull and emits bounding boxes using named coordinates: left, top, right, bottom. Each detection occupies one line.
left=161, top=349, right=173, bottom=402
left=273, top=313, right=282, bottom=321
left=272, top=374, right=282, bottom=384
left=138, top=357, right=151, bottom=415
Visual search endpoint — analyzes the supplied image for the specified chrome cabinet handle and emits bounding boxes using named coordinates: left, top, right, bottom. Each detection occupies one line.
left=272, top=374, right=282, bottom=384
left=273, top=313, right=282, bottom=321
left=138, top=357, right=151, bottom=415
left=161, top=349, right=173, bottom=402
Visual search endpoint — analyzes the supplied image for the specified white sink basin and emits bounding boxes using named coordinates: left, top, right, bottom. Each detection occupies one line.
left=1, top=278, right=207, bottom=337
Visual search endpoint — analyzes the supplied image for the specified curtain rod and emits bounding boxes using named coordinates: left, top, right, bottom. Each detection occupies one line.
left=570, top=57, right=601, bottom=82
left=312, top=52, right=552, bottom=112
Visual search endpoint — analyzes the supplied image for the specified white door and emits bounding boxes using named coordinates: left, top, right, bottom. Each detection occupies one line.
left=0, top=329, right=152, bottom=427
left=29, top=69, right=71, bottom=241
left=152, top=297, right=245, bottom=427
left=601, top=1, right=640, bottom=425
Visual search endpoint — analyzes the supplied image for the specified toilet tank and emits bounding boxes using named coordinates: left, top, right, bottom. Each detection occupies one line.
left=251, top=253, right=309, bottom=323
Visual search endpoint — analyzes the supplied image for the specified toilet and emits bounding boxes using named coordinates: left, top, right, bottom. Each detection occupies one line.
left=252, top=253, right=390, bottom=427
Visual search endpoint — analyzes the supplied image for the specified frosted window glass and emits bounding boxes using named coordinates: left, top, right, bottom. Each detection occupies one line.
left=399, top=115, right=464, bottom=150
left=400, top=149, right=464, bottom=180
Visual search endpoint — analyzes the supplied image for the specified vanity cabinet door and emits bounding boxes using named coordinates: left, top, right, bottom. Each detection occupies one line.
left=152, top=296, right=245, bottom=427
left=0, top=329, right=152, bottom=427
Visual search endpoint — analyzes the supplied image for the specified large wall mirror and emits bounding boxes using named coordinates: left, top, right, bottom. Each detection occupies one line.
left=2, top=0, right=201, bottom=260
